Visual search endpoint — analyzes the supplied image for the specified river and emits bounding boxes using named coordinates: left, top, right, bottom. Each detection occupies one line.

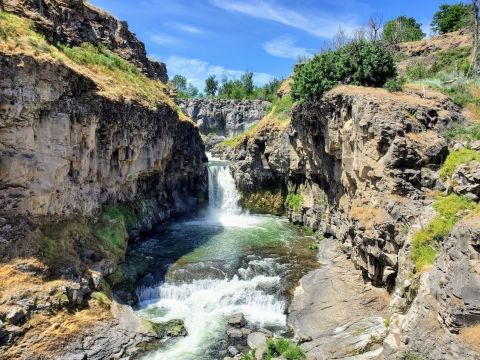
left=131, top=156, right=317, bottom=359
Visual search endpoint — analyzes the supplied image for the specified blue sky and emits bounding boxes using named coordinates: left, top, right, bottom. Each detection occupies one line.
left=90, top=0, right=462, bottom=90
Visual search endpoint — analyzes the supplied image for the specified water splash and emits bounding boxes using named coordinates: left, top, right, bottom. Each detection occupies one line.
left=137, top=275, right=286, bottom=360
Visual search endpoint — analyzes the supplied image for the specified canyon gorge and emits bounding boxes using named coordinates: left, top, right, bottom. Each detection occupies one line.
left=1, top=1, right=480, bottom=360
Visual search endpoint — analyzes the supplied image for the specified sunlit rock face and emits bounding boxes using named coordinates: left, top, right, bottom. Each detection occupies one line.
left=223, top=85, right=463, bottom=286
left=0, top=54, right=207, bottom=256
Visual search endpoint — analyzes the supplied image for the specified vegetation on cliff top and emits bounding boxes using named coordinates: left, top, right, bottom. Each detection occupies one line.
left=292, top=40, right=396, bottom=102
left=0, top=11, right=178, bottom=111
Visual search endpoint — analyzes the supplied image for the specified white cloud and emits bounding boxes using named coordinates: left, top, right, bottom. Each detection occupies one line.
left=210, top=0, right=358, bottom=38
left=165, top=22, right=203, bottom=34
left=149, top=33, right=178, bottom=46
left=264, top=36, right=312, bottom=59
left=161, top=55, right=275, bottom=90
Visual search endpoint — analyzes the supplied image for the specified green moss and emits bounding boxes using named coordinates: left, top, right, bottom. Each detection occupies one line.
left=439, top=148, right=480, bottom=180
left=286, top=192, right=303, bottom=214
left=144, top=319, right=186, bottom=338
left=222, top=123, right=258, bottom=148
left=240, top=189, right=285, bottom=215
left=412, top=194, right=478, bottom=271
left=399, top=352, right=423, bottom=360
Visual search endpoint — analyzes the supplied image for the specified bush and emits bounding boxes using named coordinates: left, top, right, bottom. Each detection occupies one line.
left=439, top=148, right=480, bottom=180
left=384, top=77, right=406, bottom=92
left=292, top=40, right=396, bottom=102
left=383, top=16, right=425, bottom=44
left=446, top=122, right=480, bottom=142
left=406, top=62, right=431, bottom=80
left=265, top=338, right=305, bottom=360
left=431, top=3, right=473, bottom=34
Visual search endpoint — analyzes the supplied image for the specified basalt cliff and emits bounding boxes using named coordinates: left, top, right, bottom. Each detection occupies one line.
left=214, top=82, right=480, bottom=358
left=0, top=1, right=206, bottom=358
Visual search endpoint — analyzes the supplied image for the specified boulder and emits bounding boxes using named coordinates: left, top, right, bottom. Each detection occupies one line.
left=6, top=308, right=25, bottom=325
left=227, top=328, right=244, bottom=340
left=228, top=346, right=239, bottom=356
left=228, top=313, right=247, bottom=328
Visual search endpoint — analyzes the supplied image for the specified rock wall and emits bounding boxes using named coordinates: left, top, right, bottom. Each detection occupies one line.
left=223, top=85, right=462, bottom=287
left=178, top=98, right=270, bottom=137
left=1, top=0, right=168, bottom=82
left=0, top=54, right=207, bottom=261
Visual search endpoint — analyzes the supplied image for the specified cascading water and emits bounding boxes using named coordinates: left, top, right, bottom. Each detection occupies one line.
left=132, top=153, right=317, bottom=360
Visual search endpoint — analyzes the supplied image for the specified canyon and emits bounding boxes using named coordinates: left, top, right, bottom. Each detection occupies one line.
left=1, top=1, right=480, bottom=360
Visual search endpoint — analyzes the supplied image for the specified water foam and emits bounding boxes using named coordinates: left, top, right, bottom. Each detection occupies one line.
left=137, top=275, right=286, bottom=360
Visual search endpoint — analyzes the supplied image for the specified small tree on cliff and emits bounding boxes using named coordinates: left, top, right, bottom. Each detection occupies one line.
left=204, top=75, right=218, bottom=97
left=171, top=74, right=187, bottom=92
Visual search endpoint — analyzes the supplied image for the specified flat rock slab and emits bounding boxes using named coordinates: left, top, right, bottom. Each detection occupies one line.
left=287, top=238, right=389, bottom=359
left=247, top=332, right=267, bottom=349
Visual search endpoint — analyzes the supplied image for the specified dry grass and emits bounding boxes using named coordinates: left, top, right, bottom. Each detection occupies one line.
left=460, top=323, right=480, bottom=352
left=0, top=258, right=66, bottom=303
left=0, top=11, right=178, bottom=111
left=350, top=205, right=386, bottom=233
left=4, top=301, right=111, bottom=359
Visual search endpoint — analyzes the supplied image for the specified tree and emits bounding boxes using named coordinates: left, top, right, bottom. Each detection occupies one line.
left=171, top=74, right=187, bottom=91
left=368, top=14, right=383, bottom=42
left=204, top=75, right=218, bottom=97
left=432, top=3, right=473, bottom=34
left=383, top=16, right=425, bottom=44
left=241, top=72, right=254, bottom=96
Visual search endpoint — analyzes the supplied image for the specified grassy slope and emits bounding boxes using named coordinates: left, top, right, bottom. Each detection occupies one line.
left=0, top=11, right=183, bottom=112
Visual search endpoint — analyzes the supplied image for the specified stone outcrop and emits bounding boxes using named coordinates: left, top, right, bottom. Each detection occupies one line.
left=451, top=160, right=480, bottom=201
left=0, top=2, right=207, bottom=358
left=178, top=98, right=270, bottom=138
left=222, top=85, right=462, bottom=287
left=1, top=0, right=168, bottom=82
left=0, top=54, right=206, bottom=261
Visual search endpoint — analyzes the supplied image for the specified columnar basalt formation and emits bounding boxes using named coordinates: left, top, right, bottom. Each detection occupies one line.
left=223, top=85, right=462, bottom=287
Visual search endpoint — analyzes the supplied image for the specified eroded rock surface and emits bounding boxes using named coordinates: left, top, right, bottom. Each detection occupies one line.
left=288, top=238, right=388, bottom=359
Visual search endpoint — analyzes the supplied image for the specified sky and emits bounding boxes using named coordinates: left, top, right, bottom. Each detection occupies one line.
left=89, top=0, right=463, bottom=90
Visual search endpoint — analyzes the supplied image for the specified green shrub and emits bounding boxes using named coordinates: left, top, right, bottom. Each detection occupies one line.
left=264, top=338, right=305, bottom=360
left=286, top=193, right=303, bottom=214
left=412, top=194, right=478, bottom=271
left=430, top=48, right=471, bottom=76
left=431, top=3, right=473, bottom=34
left=384, top=77, right=406, bottom=92
left=292, top=40, right=396, bottom=102
left=406, top=63, right=431, bottom=80
left=446, top=122, right=480, bottom=142
left=439, top=148, right=480, bottom=180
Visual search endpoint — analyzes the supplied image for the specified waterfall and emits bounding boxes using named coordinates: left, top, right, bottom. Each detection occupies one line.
left=206, top=153, right=242, bottom=215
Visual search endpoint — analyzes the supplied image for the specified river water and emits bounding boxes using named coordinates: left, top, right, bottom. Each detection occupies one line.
left=133, top=156, right=317, bottom=360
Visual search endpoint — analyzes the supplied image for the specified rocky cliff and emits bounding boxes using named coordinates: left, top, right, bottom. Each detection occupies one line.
left=221, top=85, right=462, bottom=284
left=0, top=5, right=206, bottom=359
left=1, top=0, right=168, bottom=82
left=178, top=98, right=270, bottom=139
left=219, top=83, right=480, bottom=358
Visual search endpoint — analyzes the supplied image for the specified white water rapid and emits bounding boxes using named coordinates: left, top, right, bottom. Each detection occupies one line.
left=135, top=154, right=291, bottom=360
